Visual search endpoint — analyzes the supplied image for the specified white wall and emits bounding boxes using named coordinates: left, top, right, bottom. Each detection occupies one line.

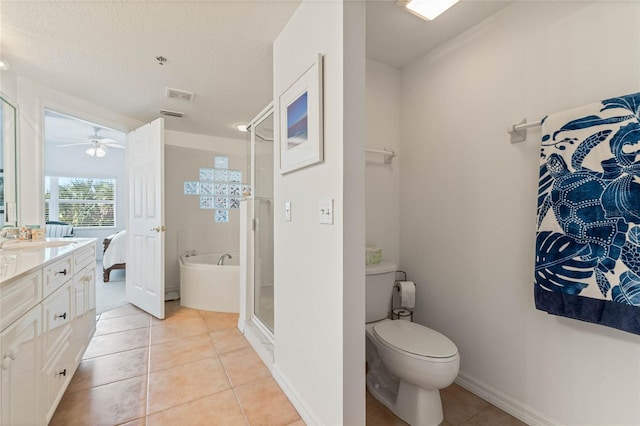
left=272, top=1, right=365, bottom=424
left=366, top=59, right=400, bottom=265
left=399, top=2, right=640, bottom=425
left=163, top=132, right=246, bottom=294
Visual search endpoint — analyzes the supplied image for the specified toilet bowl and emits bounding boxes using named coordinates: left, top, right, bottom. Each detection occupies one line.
left=365, top=262, right=459, bottom=426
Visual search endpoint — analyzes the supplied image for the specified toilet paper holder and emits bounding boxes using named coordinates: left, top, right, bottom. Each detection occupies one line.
left=391, top=270, right=413, bottom=322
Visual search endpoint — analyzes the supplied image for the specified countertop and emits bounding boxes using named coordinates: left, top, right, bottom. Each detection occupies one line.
left=0, top=238, right=96, bottom=284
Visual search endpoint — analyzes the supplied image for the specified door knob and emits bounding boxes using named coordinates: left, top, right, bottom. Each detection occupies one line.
left=150, top=225, right=167, bottom=232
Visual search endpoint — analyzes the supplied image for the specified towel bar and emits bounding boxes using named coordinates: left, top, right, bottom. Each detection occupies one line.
left=508, top=118, right=542, bottom=143
left=366, top=148, right=397, bottom=164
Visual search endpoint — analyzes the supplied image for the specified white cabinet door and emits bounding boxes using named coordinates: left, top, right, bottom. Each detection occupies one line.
left=1, top=304, right=42, bottom=426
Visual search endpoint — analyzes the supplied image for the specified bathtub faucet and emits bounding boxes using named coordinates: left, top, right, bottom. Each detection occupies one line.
left=218, top=253, right=232, bottom=265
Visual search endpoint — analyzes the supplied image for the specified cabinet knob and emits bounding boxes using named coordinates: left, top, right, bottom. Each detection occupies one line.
left=55, top=312, right=67, bottom=320
left=55, top=269, right=68, bottom=276
left=58, top=369, right=67, bottom=377
left=1, top=356, right=12, bottom=371
left=7, top=347, right=18, bottom=360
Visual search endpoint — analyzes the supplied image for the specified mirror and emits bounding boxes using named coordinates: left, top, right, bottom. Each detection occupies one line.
left=0, top=94, right=18, bottom=226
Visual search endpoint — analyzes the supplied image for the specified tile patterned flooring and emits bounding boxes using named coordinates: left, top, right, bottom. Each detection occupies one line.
left=50, top=302, right=301, bottom=426
left=51, top=301, right=524, bottom=426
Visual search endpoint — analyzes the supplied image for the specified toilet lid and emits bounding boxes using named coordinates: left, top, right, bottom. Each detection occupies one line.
left=373, top=321, right=458, bottom=358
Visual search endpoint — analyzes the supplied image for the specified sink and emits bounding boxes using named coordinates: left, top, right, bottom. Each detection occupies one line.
left=1, top=240, right=74, bottom=250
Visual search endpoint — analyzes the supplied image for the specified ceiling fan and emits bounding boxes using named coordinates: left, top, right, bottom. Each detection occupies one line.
left=56, top=126, right=125, bottom=157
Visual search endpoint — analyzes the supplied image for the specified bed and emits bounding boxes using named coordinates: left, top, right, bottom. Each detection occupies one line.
left=103, top=230, right=126, bottom=282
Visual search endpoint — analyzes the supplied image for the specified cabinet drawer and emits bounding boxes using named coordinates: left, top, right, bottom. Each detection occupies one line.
left=74, top=244, right=95, bottom=271
left=0, top=271, right=42, bottom=333
left=43, top=255, right=73, bottom=298
left=42, top=281, right=73, bottom=360
left=42, top=338, right=73, bottom=424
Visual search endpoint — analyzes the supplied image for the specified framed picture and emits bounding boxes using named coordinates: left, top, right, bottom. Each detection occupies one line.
left=279, top=53, right=323, bottom=174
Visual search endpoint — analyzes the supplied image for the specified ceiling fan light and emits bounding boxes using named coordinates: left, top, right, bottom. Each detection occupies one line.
left=95, top=147, right=106, bottom=157
left=85, top=147, right=97, bottom=157
left=399, top=0, right=459, bottom=20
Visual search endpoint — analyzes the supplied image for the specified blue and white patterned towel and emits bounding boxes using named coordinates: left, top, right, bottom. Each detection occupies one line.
left=535, top=93, right=640, bottom=334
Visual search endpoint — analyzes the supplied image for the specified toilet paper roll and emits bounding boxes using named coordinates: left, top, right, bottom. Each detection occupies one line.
left=394, top=281, right=415, bottom=309
left=393, top=309, right=412, bottom=321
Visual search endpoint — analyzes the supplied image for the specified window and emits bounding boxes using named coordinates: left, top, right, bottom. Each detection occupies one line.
left=45, top=176, right=116, bottom=227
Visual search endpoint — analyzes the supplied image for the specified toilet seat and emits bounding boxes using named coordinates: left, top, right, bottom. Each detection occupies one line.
left=373, top=320, right=458, bottom=360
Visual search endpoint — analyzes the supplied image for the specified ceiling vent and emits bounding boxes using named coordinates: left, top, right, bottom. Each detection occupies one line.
left=159, top=109, right=185, bottom=118
left=165, top=87, right=195, bottom=102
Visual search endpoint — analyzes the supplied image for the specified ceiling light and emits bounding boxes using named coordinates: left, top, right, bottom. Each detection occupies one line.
left=86, top=146, right=106, bottom=158
left=235, top=124, right=248, bottom=132
left=397, top=0, right=459, bottom=21
left=0, top=58, right=9, bottom=71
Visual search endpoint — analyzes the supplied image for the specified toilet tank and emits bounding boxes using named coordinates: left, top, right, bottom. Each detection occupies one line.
left=366, top=262, right=397, bottom=323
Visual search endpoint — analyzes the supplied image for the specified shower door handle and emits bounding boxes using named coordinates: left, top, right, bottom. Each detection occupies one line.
left=151, top=225, right=167, bottom=232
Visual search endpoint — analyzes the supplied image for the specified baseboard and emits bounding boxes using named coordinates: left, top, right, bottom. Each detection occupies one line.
left=455, top=372, right=559, bottom=426
left=272, top=364, right=324, bottom=426
left=242, top=322, right=274, bottom=373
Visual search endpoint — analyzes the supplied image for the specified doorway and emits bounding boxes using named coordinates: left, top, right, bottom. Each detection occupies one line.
left=43, top=109, right=127, bottom=314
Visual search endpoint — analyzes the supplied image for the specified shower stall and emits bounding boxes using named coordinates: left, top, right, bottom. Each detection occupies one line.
left=240, top=103, right=275, bottom=356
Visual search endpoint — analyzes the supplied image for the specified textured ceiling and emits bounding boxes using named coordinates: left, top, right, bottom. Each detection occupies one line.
left=1, top=1, right=300, bottom=139
left=366, top=0, right=510, bottom=69
left=1, top=1, right=509, bottom=139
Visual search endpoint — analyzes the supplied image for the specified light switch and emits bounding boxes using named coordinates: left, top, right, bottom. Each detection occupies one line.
left=319, top=199, right=333, bottom=224
left=285, top=201, right=292, bottom=222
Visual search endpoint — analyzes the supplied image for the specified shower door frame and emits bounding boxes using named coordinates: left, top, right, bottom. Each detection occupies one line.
left=248, top=103, right=275, bottom=344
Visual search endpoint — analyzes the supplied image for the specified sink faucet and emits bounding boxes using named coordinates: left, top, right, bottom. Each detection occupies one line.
left=218, top=253, right=232, bottom=265
left=0, top=228, right=19, bottom=248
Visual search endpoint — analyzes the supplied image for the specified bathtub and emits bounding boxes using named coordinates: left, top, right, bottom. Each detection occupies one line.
left=179, top=251, right=240, bottom=313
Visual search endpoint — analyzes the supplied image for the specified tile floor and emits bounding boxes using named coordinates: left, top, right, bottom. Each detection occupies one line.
left=50, top=302, right=302, bottom=426
left=366, top=384, right=526, bottom=426
left=51, top=301, right=524, bottom=426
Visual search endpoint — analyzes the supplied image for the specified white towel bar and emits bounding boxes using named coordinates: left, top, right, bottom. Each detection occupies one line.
left=366, top=148, right=397, bottom=164
left=508, top=118, right=542, bottom=143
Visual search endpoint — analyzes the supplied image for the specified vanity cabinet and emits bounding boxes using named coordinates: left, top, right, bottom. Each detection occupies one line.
left=0, top=303, right=41, bottom=426
left=0, top=239, right=97, bottom=426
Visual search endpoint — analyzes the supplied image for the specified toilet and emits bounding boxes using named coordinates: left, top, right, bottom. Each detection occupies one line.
left=366, top=262, right=459, bottom=426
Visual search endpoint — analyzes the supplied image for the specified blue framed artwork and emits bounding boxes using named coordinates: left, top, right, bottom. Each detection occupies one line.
left=279, top=53, right=323, bottom=174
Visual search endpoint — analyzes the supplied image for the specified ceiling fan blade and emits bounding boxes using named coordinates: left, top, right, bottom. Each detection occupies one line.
left=57, top=142, right=90, bottom=147
left=51, top=136, right=86, bottom=143
left=102, top=143, right=125, bottom=149
left=98, top=138, right=118, bottom=144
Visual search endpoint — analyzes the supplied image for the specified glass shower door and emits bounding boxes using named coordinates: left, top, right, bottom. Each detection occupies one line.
left=251, top=109, right=274, bottom=335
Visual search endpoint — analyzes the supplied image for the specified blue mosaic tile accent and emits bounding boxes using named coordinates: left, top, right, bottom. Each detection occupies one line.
left=214, top=183, right=229, bottom=196
left=229, top=184, right=242, bottom=197
left=184, top=181, right=200, bottom=195
left=214, top=169, right=229, bottom=182
left=199, top=168, right=215, bottom=181
left=215, top=156, right=229, bottom=169
left=200, top=196, right=215, bottom=209
left=228, top=170, right=242, bottom=183
left=215, top=209, right=229, bottom=223
left=200, top=181, right=214, bottom=195
left=214, top=197, right=229, bottom=209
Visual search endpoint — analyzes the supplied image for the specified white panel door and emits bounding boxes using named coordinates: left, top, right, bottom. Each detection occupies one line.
left=126, top=119, right=165, bottom=319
